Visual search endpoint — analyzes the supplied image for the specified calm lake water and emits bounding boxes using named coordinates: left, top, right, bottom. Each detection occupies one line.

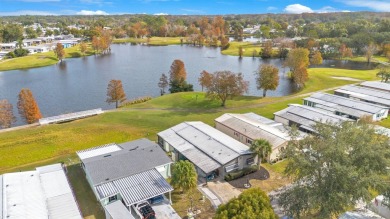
left=0, top=44, right=376, bottom=125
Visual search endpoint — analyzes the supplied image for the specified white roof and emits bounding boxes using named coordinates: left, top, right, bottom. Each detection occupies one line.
left=360, top=81, right=390, bottom=92
left=335, top=85, right=390, bottom=106
left=105, top=201, right=135, bottom=219
left=215, top=113, right=305, bottom=148
left=304, top=93, right=388, bottom=117
left=96, top=168, right=173, bottom=206
left=1, top=164, right=82, bottom=219
left=158, top=122, right=252, bottom=173
left=77, top=143, right=122, bottom=160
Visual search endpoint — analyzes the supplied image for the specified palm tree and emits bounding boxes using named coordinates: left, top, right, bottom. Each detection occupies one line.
left=171, top=160, right=197, bottom=194
left=250, top=139, right=273, bottom=169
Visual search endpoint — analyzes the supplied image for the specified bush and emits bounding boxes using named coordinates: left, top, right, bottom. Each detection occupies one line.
left=14, top=48, right=29, bottom=57
left=120, top=96, right=152, bottom=107
left=224, top=165, right=258, bottom=181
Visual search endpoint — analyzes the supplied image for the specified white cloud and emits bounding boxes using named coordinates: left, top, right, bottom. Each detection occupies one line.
left=0, top=10, right=58, bottom=16
left=153, top=13, right=168, bottom=15
left=76, top=10, right=109, bottom=15
left=284, top=4, right=313, bottom=14
left=267, top=6, right=277, bottom=11
left=339, top=0, right=390, bottom=12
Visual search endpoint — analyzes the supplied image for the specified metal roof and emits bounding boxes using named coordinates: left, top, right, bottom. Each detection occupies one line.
left=105, top=201, right=135, bottom=219
left=360, top=81, right=390, bottom=92
left=335, top=85, right=390, bottom=106
left=78, top=139, right=172, bottom=185
left=158, top=127, right=221, bottom=173
left=215, top=113, right=305, bottom=148
left=158, top=122, right=252, bottom=172
left=1, top=164, right=82, bottom=219
left=304, top=93, right=388, bottom=116
left=77, top=143, right=122, bottom=160
left=274, top=104, right=353, bottom=131
left=98, top=168, right=173, bottom=207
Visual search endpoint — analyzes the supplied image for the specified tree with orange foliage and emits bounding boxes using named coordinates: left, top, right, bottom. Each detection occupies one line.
left=80, top=42, right=87, bottom=56
left=261, top=41, right=273, bottom=59
left=169, top=59, right=187, bottom=82
left=198, top=70, right=212, bottom=91
left=0, top=99, right=16, bottom=128
left=106, top=80, right=126, bottom=108
left=339, top=44, right=353, bottom=59
left=310, top=51, right=323, bottom=65
left=286, top=48, right=310, bottom=88
left=204, top=71, right=249, bottom=107
left=17, top=88, right=42, bottom=124
left=256, top=64, right=279, bottom=97
left=54, top=43, right=65, bottom=62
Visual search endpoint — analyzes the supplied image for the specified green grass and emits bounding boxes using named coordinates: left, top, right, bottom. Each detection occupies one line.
left=263, top=160, right=289, bottom=175
left=171, top=187, right=215, bottom=218
left=0, top=44, right=95, bottom=71
left=342, top=55, right=389, bottom=64
left=0, top=68, right=379, bottom=172
left=221, top=41, right=279, bottom=57
left=113, top=37, right=184, bottom=45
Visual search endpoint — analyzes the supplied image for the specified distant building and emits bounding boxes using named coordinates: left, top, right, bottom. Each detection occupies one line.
left=274, top=104, right=353, bottom=133
left=0, top=163, right=82, bottom=219
left=77, top=138, right=178, bottom=219
left=303, top=93, right=388, bottom=121
left=360, top=81, right=390, bottom=93
left=215, top=113, right=305, bottom=162
left=334, top=84, right=390, bottom=110
left=158, top=121, right=256, bottom=180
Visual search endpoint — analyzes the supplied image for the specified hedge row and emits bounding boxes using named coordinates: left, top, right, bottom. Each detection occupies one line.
left=120, top=96, right=152, bottom=107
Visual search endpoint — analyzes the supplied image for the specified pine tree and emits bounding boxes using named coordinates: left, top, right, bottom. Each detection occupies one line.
left=17, top=89, right=42, bottom=124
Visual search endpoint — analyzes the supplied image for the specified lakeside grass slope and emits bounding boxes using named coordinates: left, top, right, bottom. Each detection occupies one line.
left=113, top=37, right=183, bottom=45
left=0, top=44, right=95, bottom=71
left=0, top=67, right=380, bottom=173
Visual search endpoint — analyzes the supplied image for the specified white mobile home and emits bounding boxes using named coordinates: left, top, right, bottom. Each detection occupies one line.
left=334, top=85, right=390, bottom=110
left=158, top=121, right=256, bottom=179
left=360, top=81, right=390, bottom=93
left=303, top=93, right=388, bottom=121
left=215, top=113, right=305, bottom=162
left=274, top=104, right=353, bottom=133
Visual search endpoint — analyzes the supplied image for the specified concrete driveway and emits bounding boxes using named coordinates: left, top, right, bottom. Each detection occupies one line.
left=206, top=180, right=242, bottom=204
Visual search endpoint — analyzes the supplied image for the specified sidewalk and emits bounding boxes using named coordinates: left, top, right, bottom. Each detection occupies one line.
left=197, top=186, right=222, bottom=208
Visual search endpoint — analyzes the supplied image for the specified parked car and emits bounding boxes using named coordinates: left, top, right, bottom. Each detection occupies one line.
left=132, top=201, right=156, bottom=219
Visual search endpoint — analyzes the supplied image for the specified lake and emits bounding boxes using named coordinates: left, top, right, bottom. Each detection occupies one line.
left=0, top=44, right=376, bottom=126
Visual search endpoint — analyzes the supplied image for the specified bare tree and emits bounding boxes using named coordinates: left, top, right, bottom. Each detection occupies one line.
left=158, top=73, right=169, bottom=95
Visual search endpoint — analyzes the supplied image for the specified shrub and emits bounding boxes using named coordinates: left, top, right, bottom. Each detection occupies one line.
left=224, top=165, right=258, bottom=181
left=120, top=96, right=152, bottom=107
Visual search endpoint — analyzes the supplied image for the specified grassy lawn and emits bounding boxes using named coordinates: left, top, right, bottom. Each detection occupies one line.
left=0, top=44, right=95, bottom=71
left=250, top=160, right=291, bottom=193
left=0, top=66, right=383, bottom=218
left=171, top=188, right=215, bottom=218
left=0, top=67, right=380, bottom=172
left=342, top=55, right=389, bottom=64
left=221, top=41, right=280, bottom=57
left=113, top=37, right=184, bottom=45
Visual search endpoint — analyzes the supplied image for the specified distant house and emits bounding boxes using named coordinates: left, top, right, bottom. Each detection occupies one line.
left=0, top=163, right=82, bottom=219
left=158, top=121, right=256, bottom=180
left=0, top=43, right=16, bottom=51
left=25, top=45, right=51, bottom=54
left=303, top=92, right=389, bottom=121
left=76, top=138, right=179, bottom=219
left=274, top=104, right=353, bottom=133
left=215, top=113, right=305, bottom=162
left=360, top=81, right=390, bottom=93
left=334, top=84, right=390, bottom=110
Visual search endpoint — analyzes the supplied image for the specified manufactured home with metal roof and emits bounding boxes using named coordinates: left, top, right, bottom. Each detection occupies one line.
left=0, top=163, right=82, bottom=219
left=215, top=113, right=306, bottom=162
left=76, top=138, right=180, bottom=219
left=274, top=104, right=353, bottom=133
left=334, top=85, right=390, bottom=109
left=303, top=92, right=388, bottom=121
left=360, top=81, right=390, bottom=93
left=157, top=121, right=255, bottom=179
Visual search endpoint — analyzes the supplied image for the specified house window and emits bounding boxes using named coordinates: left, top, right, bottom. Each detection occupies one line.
left=109, top=195, right=117, bottom=203
left=246, top=139, right=252, bottom=144
left=234, top=132, right=239, bottom=137
left=246, top=157, right=254, bottom=165
left=225, top=163, right=239, bottom=173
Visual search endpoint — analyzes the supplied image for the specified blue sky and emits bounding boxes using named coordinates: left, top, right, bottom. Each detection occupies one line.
left=0, top=0, right=389, bottom=16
